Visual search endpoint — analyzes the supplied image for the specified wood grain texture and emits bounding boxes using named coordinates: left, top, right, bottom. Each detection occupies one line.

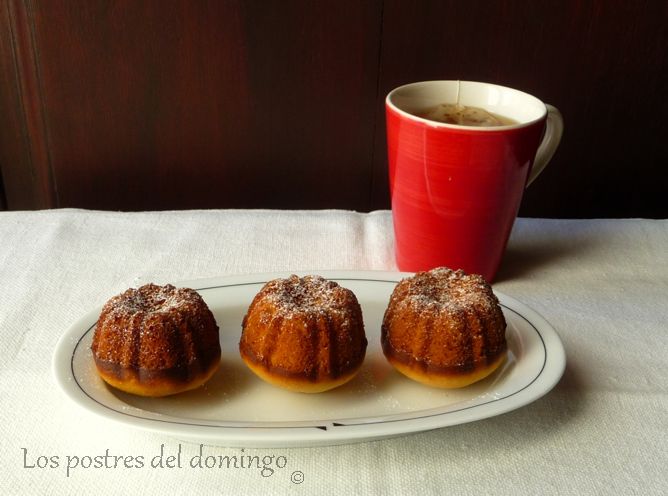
left=0, top=0, right=666, bottom=216
left=0, top=0, right=56, bottom=209
left=8, top=0, right=381, bottom=210
left=33, top=0, right=254, bottom=210
left=0, top=170, right=5, bottom=210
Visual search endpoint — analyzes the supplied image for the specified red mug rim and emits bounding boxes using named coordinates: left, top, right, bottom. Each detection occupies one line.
left=386, top=80, right=547, bottom=132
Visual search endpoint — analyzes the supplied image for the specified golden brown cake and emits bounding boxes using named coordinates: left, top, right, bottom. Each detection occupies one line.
left=91, top=283, right=221, bottom=397
left=239, top=275, right=367, bottom=393
left=381, top=267, right=507, bottom=388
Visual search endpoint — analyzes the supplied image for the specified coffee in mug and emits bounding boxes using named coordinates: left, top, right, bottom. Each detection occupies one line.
left=417, top=103, right=517, bottom=127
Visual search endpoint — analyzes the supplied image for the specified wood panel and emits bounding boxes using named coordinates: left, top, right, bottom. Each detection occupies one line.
left=1, top=0, right=382, bottom=210
left=0, top=0, right=56, bottom=209
left=0, top=171, right=5, bottom=210
left=0, top=0, right=666, bottom=217
left=373, top=0, right=668, bottom=217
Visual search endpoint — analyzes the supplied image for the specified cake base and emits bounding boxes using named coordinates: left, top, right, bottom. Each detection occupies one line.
left=385, top=351, right=507, bottom=389
left=94, top=357, right=221, bottom=397
left=240, top=353, right=361, bottom=393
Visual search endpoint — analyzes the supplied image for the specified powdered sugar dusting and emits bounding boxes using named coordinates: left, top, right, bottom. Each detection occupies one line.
left=396, top=267, right=500, bottom=315
left=257, top=275, right=354, bottom=320
left=102, top=284, right=202, bottom=319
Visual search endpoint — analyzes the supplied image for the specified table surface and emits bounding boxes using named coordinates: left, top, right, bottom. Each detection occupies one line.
left=1, top=209, right=666, bottom=495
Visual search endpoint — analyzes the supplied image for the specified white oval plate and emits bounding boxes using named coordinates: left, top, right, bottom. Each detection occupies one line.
left=53, top=271, right=565, bottom=447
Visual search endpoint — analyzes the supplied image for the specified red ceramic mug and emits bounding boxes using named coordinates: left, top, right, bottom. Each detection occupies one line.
left=386, top=80, right=563, bottom=281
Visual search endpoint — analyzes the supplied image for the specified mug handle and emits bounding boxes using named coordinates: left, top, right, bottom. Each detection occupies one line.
left=526, top=104, right=564, bottom=187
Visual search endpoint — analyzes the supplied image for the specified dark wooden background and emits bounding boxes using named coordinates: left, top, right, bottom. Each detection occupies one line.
left=1, top=0, right=666, bottom=217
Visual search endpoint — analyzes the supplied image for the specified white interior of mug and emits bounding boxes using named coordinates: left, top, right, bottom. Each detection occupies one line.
left=387, top=80, right=546, bottom=129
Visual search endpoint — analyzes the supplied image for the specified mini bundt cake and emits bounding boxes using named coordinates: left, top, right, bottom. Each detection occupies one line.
left=239, top=275, right=367, bottom=393
left=382, top=267, right=507, bottom=388
left=91, top=283, right=221, bottom=397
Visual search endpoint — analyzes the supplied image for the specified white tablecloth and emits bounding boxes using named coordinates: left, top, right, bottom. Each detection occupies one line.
left=1, top=209, right=666, bottom=495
